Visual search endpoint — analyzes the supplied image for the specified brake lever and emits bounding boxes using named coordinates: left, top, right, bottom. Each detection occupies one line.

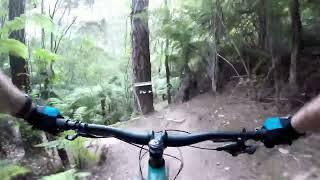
left=65, top=131, right=105, bottom=141
left=66, top=133, right=79, bottom=141
left=216, top=142, right=258, bottom=156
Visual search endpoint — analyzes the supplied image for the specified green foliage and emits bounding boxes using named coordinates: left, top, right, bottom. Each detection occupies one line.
left=35, top=134, right=97, bottom=169
left=0, top=16, right=25, bottom=38
left=153, top=76, right=180, bottom=97
left=49, top=82, right=133, bottom=124
left=18, top=121, right=43, bottom=148
left=0, top=13, right=56, bottom=59
left=40, top=169, right=90, bottom=180
left=0, top=14, right=56, bottom=38
left=33, top=49, right=61, bottom=62
left=0, top=160, right=30, bottom=180
left=0, top=39, right=28, bottom=58
left=28, top=14, right=57, bottom=34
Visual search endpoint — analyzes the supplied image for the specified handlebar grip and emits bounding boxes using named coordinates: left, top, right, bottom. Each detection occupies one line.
left=56, top=118, right=70, bottom=130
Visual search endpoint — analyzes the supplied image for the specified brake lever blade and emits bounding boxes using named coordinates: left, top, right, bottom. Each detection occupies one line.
left=216, top=143, right=241, bottom=156
left=66, top=133, right=79, bottom=141
left=211, top=139, right=236, bottom=143
left=216, top=143, right=258, bottom=156
left=65, top=131, right=106, bottom=141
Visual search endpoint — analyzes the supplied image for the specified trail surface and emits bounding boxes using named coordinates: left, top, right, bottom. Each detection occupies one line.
left=89, top=93, right=320, bottom=180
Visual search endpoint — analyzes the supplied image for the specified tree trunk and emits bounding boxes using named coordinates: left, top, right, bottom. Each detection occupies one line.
left=274, top=56, right=280, bottom=112
left=164, top=39, right=171, bottom=104
left=267, top=0, right=281, bottom=111
left=164, top=0, right=171, bottom=104
left=288, top=0, right=302, bottom=90
left=208, top=0, right=221, bottom=93
left=8, top=0, right=30, bottom=92
left=41, top=0, right=46, bottom=49
left=258, top=0, right=267, bottom=49
left=131, top=0, right=154, bottom=114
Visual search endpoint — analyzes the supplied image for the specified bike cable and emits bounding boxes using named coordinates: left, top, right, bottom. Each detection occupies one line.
left=165, top=129, right=219, bottom=151
left=128, top=142, right=184, bottom=180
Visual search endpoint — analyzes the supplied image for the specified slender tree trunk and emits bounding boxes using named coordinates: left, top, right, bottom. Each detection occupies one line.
left=100, top=94, right=106, bottom=118
left=289, top=0, right=302, bottom=90
left=164, top=0, right=171, bottom=104
left=267, top=0, right=281, bottom=111
left=41, top=0, right=46, bottom=49
left=8, top=0, right=30, bottom=92
left=208, top=0, right=221, bottom=93
left=258, top=0, right=267, bottom=49
left=131, top=0, right=154, bottom=114
left=164, top=39, right=171, bottom=104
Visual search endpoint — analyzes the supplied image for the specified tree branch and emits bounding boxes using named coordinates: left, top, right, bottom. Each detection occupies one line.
left=50, top=0, right=60, bottom=19
left=217, top=11, right=249, bottom=76
left=217, top=53, right=241, bottom=77
left=54, top=17, right=77, bottom=53
left=57, top=5, right=68, bottom=25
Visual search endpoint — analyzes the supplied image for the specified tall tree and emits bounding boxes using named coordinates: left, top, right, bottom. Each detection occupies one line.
left=288, top=0, right=302, bottom=90
left=208, top=0, right=222, bottom=93
left=267, top=17, right=280, bottom=111
left=131, top=0, right=154, bottom=114
left=257, top=0, right=267, bottom=50
left=8, top=0, right=30, bottom=92
left=164, top=0, right=171, bottom=104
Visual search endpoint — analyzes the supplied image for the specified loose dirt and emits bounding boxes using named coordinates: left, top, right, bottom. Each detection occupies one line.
left=89, top=92, right=320, bottom=180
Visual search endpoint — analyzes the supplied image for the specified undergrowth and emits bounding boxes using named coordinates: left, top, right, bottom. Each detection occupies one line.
left=0, top=160, right=30, bottom=180
left=40, top=168, right=90, bottom=180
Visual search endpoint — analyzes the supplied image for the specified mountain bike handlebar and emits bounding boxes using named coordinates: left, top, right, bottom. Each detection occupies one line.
left=56, top=118, right=266, bottom=147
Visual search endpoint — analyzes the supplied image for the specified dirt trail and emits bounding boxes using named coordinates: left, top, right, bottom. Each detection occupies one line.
left=89, top=93, right=320, bottom=180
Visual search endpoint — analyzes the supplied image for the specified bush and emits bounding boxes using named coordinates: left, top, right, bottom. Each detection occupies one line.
left=35, top=133, right=97, bottom=169
left=48, top=82, right=133, bottom=125
left=0, top=160, right=30, bottom=180
left=40, top=168, right=90, bottom=180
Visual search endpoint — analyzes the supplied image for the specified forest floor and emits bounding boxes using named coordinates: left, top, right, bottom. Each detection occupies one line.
left=88, top=89, right=320, bottom=180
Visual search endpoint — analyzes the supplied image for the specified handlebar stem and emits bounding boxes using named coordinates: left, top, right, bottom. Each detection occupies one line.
left=148, top=131, right=167, bottom=168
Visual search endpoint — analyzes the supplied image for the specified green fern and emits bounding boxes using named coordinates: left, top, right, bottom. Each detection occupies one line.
left=0, top=39, right=28, bottom=58
left=29, top=14, right=57, bottom=34
left=35, top=135, right=97, bottom=169
left=33, top=49, right=62, bottom=62
left=0, top=16, right=25, bottom=38
left=0, top=160, right=30, bottom=180
left=40, top=169, right=90, bottom=180
left=0, top=13, right=57, bottom=38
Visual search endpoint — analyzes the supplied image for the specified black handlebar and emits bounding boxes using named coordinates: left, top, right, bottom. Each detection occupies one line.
left=56, top=118, right=151, bottom=144
left=165, top=131, right=264, bottom=147
left=56, top=118, right=265, bottom=147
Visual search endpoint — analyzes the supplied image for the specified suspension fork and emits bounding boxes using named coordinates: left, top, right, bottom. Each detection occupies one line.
left=148, top=131, right=168, bottom=180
